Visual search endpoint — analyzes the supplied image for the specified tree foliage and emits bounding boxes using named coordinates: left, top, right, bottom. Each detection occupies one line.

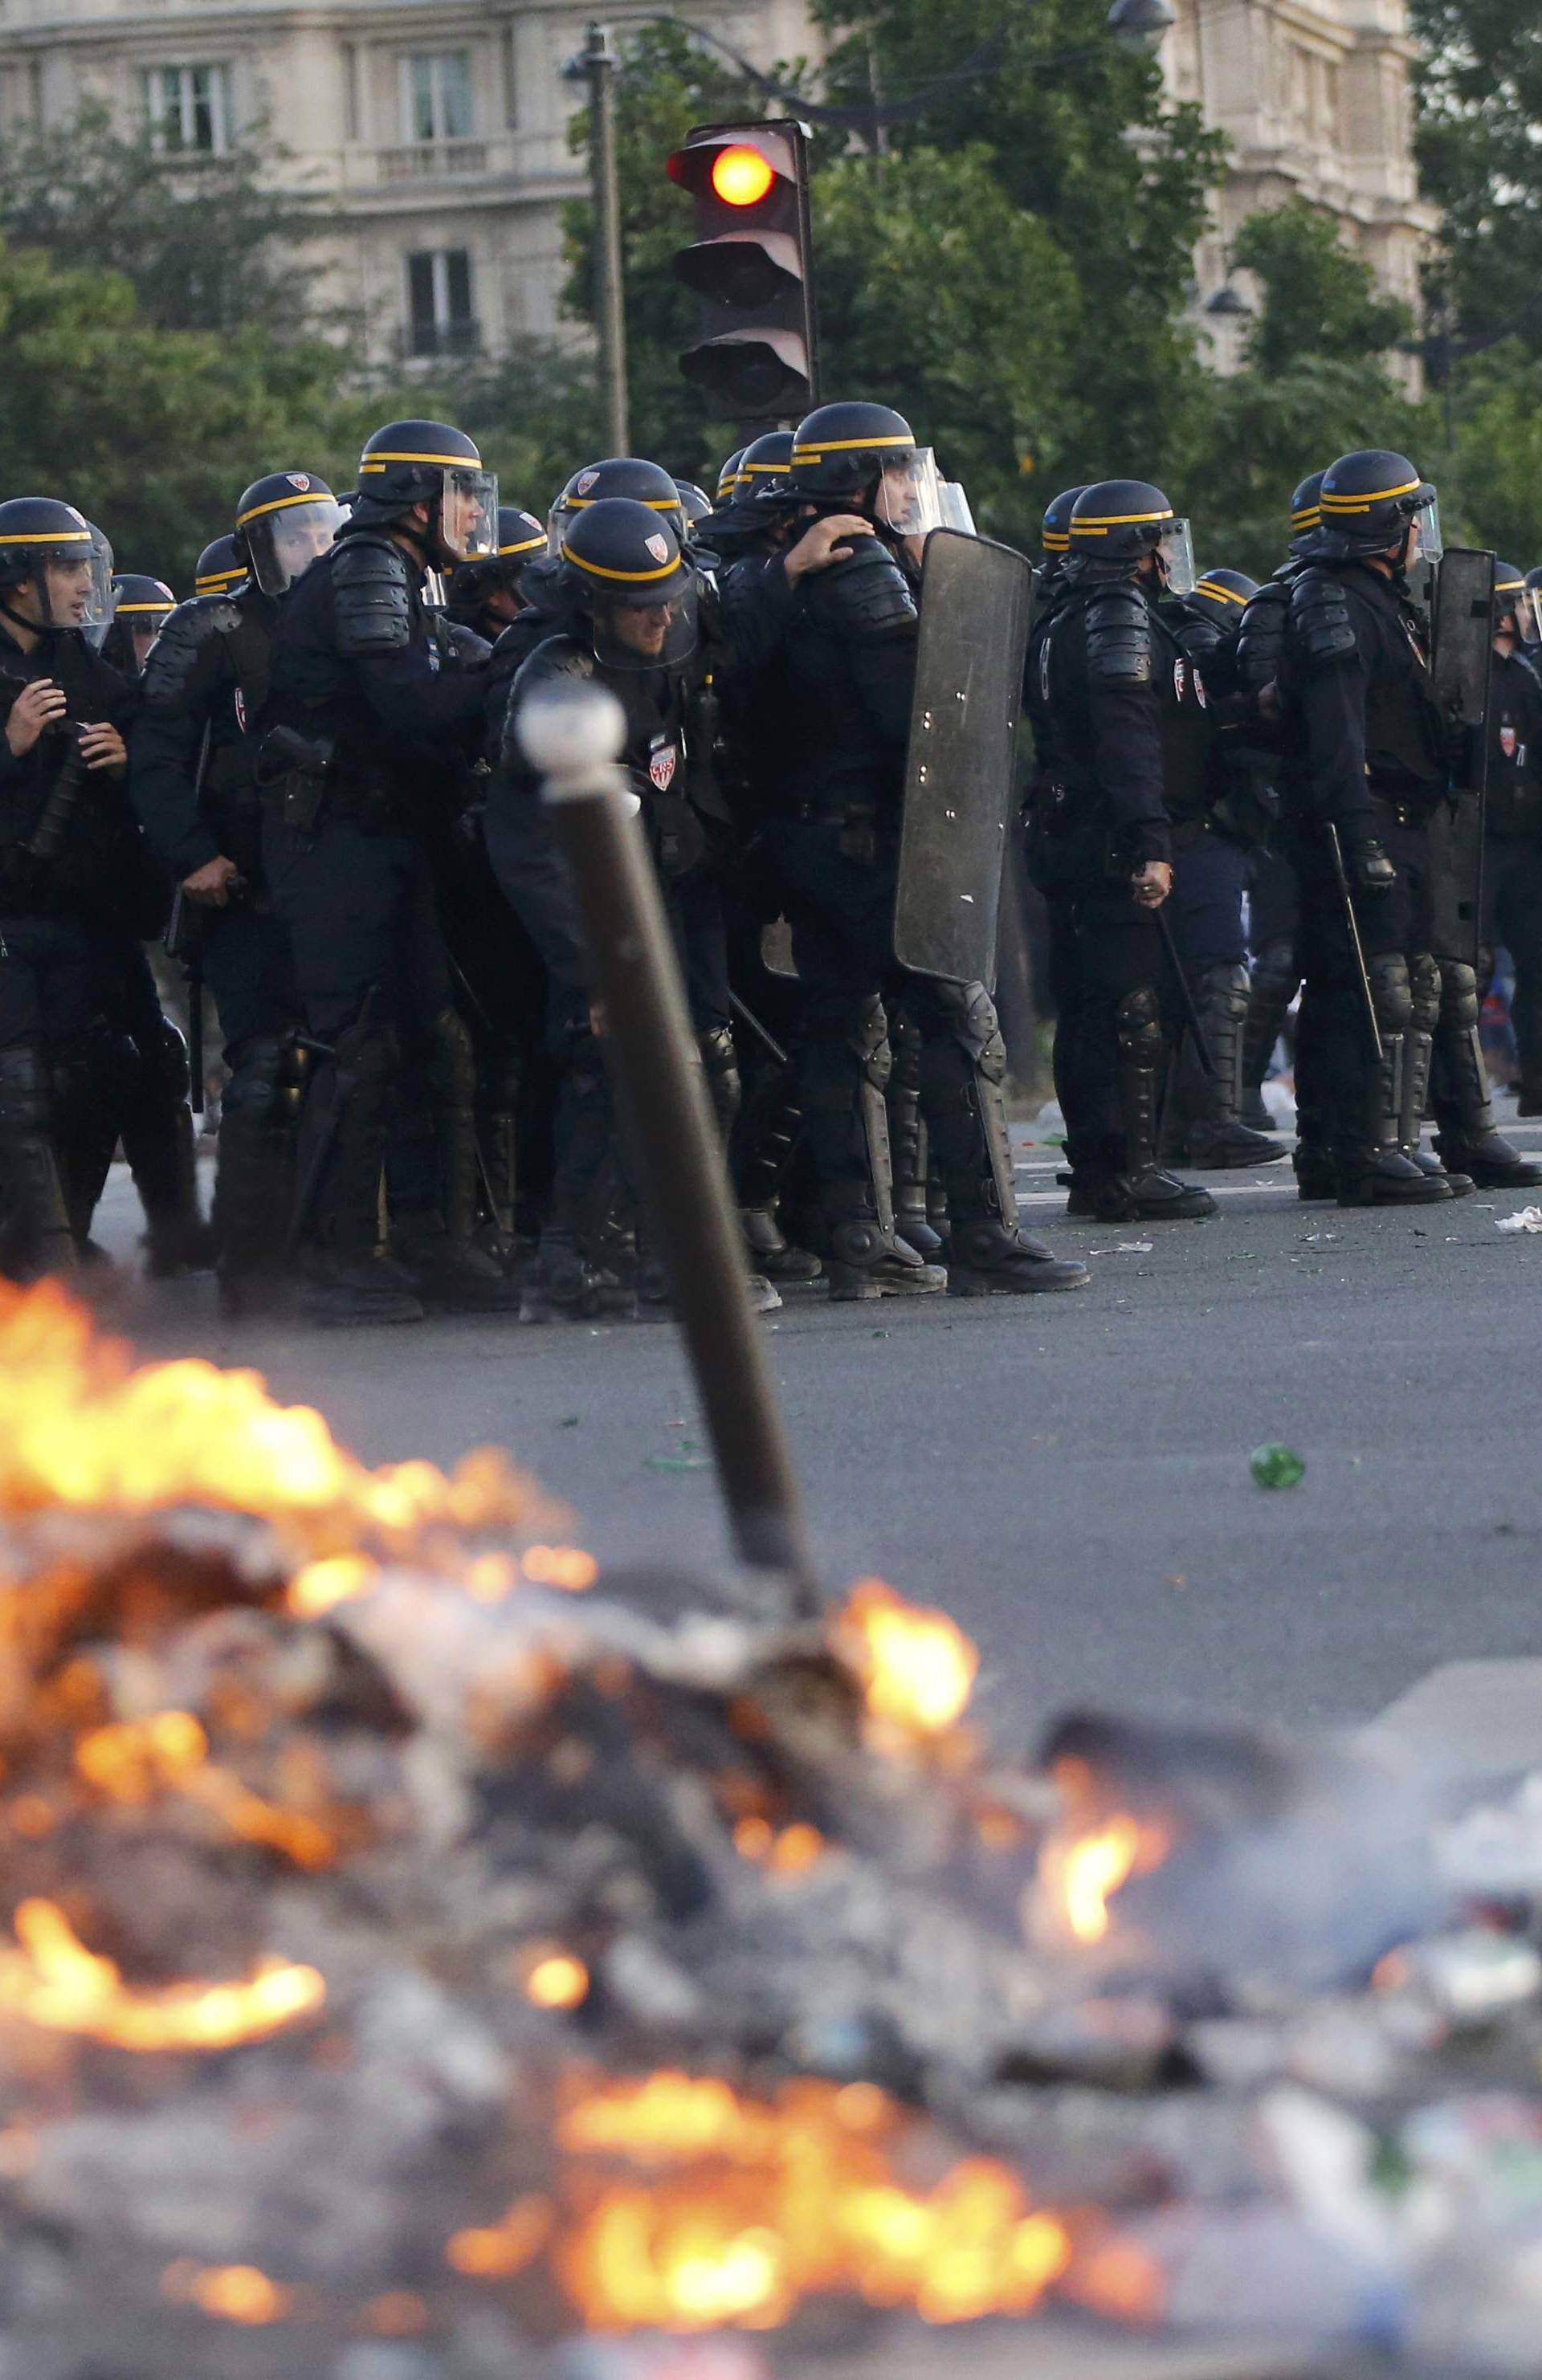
left=1410, top=1, right=1542, bottom=353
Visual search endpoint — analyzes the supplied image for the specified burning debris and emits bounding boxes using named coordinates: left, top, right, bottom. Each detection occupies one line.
left=2, top=1282, right=1542, bottom=2375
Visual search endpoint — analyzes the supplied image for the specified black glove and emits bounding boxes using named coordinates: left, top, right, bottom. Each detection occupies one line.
left=1351, top=837, right=1397, bottom=895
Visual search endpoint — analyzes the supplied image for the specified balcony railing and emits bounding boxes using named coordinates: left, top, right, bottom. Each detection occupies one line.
left=377, top=138, right=488, bottom=181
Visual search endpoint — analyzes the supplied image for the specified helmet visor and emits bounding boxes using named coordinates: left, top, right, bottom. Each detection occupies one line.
left=245, top=495, right=342, bottom=597
left=1414, top=490, right=1442, bottom=564
left=1520, top=588, right=1542, bottom=650
left=1156, top=518, right=1197, bottom=597
left=74, top=526, right=116, bottom=646
left=440, top=467, right=498, bottom=561
left=875, top=448, right=944, bottom=539
left=589, top=573, right=699, bottom=672
left=938, top=480, right=977, bottom=536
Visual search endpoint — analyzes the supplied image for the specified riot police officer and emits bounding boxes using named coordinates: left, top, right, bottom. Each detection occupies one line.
left=1476, top=567, right=1542, bottom=1123
left=1275, top=448, right=1454, bottom=1204
left=104, top=577, right=176, bottom=678
left=130, top=470, right=343, bottom=1308
left=1027, top=479, right=1217, bottom=1222
left=1233, top=473, right=1328, bottom=1135
left=445, top=507, right=546, bottom=642
left=0, top=496, right=150, bottom=1278
left=262, top=418, right=516, bottom=1323
left=722, top=399, right=1088, bottom=1296
left=492, top=499, right=776, bottom=1316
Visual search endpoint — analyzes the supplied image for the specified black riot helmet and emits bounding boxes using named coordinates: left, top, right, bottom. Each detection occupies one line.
left=0, top=495, right=104, bottom=634
left=716, top=447, right=747, bottom=505
left=560, top=497, right=698, bottom=671
left=1316, top=450, right=1440, bottom=565
left=787, top=401, right=917, bottom=512
left=736, top=430, right=796, bottom=503
left=556, top=458, right=687, bottom=552
left=1041, top=486, right=1088, bottom=560
left=1288, top=471, right=1326, bottom=557
left=1067, top=480, right=1192, bottom=590
left=674, top=479, right=713, bottom=532
left=353, top=420, right=497, bottom=564
left=104, top=573, right=176, bottom=675
left=1188, top=566, right=1259, bottom=630
left=233, top=471, right=342, bottom=597
left=194, top=535, right=248, bottom=598
left=447, top=506, right=546, bottom=616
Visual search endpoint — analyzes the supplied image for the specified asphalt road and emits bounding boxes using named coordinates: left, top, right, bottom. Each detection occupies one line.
left=92, top=1102, right=1542, bottom=1754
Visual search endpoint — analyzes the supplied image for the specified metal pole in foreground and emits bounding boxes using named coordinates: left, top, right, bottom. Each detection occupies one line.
left=520, top=684, right=818, bottom=1609
left=583, top=22, right=630, bottom=458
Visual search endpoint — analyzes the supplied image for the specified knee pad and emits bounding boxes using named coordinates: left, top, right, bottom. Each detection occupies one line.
left=1435, top=956, right=1478, bottom=1033
left=1203, top=963, right=1250, bottom=1018
left=930, top=979, right=1006, bottom=1078
left=222, top=1035, right=289, bottom=1123
left=1116, top=984, right=1164, bottom=1064
left=1368, top=953, right=1413, bottom=1033
left=1250, top=938, right=1299, bottom=1001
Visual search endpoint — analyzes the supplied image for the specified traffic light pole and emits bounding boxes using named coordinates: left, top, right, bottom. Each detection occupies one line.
left=581, top=22, right=630, bottom=456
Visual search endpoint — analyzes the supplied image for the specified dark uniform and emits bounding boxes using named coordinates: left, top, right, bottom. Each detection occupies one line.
left=1026, top=479, right=1216, bottom=1222
left=1275, top=449, right=1454, bottom=1204
left=1156, top=567, right=1283, bottom=1169
left=130, top=473, right=342, bottom=1304
left=0, top=497, right=157, bottom=1278
left=260, top=418, right=515, bottom=1323
left=490, top=499, right=769, bottom=1316
left=1231, top=475, right=1327, bottom=1131
left=1479, top=569, right=1542, bottom=1119
left=726, top=401, right=1087, bottom=1297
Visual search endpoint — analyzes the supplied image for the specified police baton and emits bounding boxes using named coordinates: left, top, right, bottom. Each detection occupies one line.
left=1152, top=900, right=1217, bottom=1078
left=521, top=683, right=818, bottom=1612
left=1324, top=821, right=1385, bottom=1064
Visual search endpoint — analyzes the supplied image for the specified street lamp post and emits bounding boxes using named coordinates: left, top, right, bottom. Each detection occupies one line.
left=567, top=22, right=630, bottom=456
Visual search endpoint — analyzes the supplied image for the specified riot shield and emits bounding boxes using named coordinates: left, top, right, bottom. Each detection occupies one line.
left=894, top=529, right=1035, bottom=984
left=1428, top=547, right=1495, bottom=968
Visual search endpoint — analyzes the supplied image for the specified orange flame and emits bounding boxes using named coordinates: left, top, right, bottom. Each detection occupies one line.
left=1038, top=1816, right=1169, bottom=1946
left=536, top=2072, right=1069, bottom=2333
left=520, top=1948, right=590, bottom=2010
left=835, top=1579, right=978, bottom=1738
left=0, top=1279, right=526, bottom=1550
left=0, top=1899, right=324, bottom=2051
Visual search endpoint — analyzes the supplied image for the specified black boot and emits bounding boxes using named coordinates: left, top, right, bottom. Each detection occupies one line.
left=520, top=1225, right=606, bottom=1322
left=0, top=1045, right=78, bottom=1282
left=214, top=1037, right=302, bottom=1314
left=1173, top=964, right=1287, bottom=1168
left=734, top=1055, right=821, bottom=1278
left=1240, top=939, right=1298, bottom=1132
left=917, top=984, right=1089, bottom=1294
left=294, top=1016, right=423, bottom=1325
left=1431, top=960, right=1542, bottom=1188
left=697, top=1023, right=780, bottom=1312
left=888, top=1008, right=944, bottom=1256
left=116, top=1017, right=214, bottom=1276
left=1337, top=956, right=1447, bottom=1206
left=1108, top=986, right=1216, bottom=1220
left=1405, top=955, right=1470, bottom=1197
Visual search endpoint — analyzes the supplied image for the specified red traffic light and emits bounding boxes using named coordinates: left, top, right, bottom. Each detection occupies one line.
left=711, top=145, right=776, bottom=208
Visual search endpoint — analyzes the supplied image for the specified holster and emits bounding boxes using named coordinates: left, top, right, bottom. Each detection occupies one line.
left=258, top=725, right=335, bottom=833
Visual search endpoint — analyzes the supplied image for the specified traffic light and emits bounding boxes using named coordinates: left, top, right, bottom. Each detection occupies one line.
left=667, top=119, right=817, bottom=419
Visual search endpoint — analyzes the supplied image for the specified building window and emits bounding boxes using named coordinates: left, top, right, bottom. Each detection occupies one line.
left=402, top=51, right=471, bottom=144
left=141, top=62, right=230, bottom=155
left=406, top=250, right=476, bottom=356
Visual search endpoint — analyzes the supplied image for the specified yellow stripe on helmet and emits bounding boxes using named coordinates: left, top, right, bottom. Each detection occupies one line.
left=791, top=434, right=916, bottom=460
left=497, top=533, right=547, bottom=557
left=566, top=493, right=679, bottom=511
left=1319, top=477, right=1422, bottom=513
left=565, top=548, right=682, bottom=586
left=235, top=491, right=332, bottom=527
left=196, top=569, right=247, bottom=591
left=0, top=528, right=92, bottom=544
left=359, top=450, right=481, bottom=471
left=1070, top=509, right=1174, bottom=532
left=114, top=601, right=173, bottom=613
left=1042, top=532, right=1071, bottom=552
left=1195, top=577, right=1248, bottom=605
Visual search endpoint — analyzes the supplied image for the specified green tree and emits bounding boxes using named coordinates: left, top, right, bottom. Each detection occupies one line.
left=1177, top=202, right=1426, bottom=577
left=0, top=238, right=365, bottom=584
left=1411, top=1, right=1542, bottom=353
left=1438, top=341, right=1542, bottom=563
left=0, top=106, right=333, bottom=336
